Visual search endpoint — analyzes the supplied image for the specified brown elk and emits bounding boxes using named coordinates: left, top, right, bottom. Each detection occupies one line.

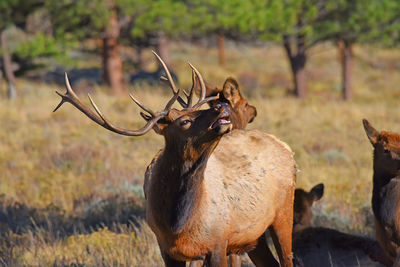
left=54, top=53, right=297, bottom=267
left=363, top=119, right=400, bottom=266
left=293, top=183, right=324, bottom=233
left=292, top=182, right=388, bottom=266
left=293, top=227, right=387, bottom=266
left=194, top=78, right=257, bottom=130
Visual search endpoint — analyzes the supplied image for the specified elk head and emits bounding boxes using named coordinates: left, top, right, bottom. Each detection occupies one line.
left=194, top=77, right=257, bottom=129
left=53, top=52, right=232, bottom=162
left=363, top=119, right=400, bottom=177
left=293, top=183, right=324, bottom=233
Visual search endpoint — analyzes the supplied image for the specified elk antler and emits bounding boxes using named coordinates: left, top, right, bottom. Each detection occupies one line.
left=53, top=72, right=176, bottom=136
left=153, top=51, right=188, bottom=109
left=184, top=69, right=196, bottom=108
left=152, top=51, right=178, bottom=95
left=188, top=63, right=219, bottom=110
left=54, top=52, right=218, bottom=136
left=170, top=69, right=197, bottom=109
left=155, top=52, right=218, bottom=109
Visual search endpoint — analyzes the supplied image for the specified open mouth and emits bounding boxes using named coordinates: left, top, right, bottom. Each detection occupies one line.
left=210, top=114, right=231, bottom=129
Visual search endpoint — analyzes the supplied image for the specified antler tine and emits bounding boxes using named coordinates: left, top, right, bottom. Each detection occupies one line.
left=54, top=73, right=164, bottom=136
left=53, top=73, right=76, bottom=112
left=153, top=51, right=179, bottom=94
left=185, top=69, right=196, bottom=108
left=155, top=53, right=194, bottom=109
left=53, top=92, right=64, bottom=112
left=53, top=73, right=104, bottom=122
left=86, top=94, right=118, bottom=129
left=88, top=93, right=164, bottom=135
left=183, top=89, right=190, bottom=97
left=164, top=89, right=180, bottom=111
left=188, top=62, right=206, bottom=103
left=140, top=111, right=152, bottom=121
left=129, top=93, right=155, bottom=117
left=192, top=94, right=220, bottom=109
left=160, top=75, right=188, bottom=108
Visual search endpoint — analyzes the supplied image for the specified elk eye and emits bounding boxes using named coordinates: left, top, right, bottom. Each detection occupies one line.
left=180, top=120, right=191, bottom=126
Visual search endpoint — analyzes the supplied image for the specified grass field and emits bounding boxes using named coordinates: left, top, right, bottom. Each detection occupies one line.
left=1, top=41, right=400, bottom=266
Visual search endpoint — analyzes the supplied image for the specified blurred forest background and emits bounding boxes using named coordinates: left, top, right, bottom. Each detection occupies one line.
left=2, top=0, right=400, bottom=266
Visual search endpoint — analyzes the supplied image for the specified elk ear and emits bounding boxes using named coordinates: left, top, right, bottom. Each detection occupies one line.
left=144, top=110, right=180, bottom=135
left=140, top=112, right=167, bottom=134
left=309, top=183, right=324, bottom=202
left=363, top=119, right=379, bottom=145
left=166, top=109, right=182, bottom=121
left=152, top=118, right=169, bottom=135
left=223, top=77, right=241, bottom=105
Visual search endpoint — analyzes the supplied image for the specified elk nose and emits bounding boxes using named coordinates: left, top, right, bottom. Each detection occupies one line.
left=216, top=103, right=229, bottom=110
left=216, top=103, right=230, bottom=116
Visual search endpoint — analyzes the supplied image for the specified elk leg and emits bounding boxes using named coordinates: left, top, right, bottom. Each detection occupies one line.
left=393, top=254, right=400, bottom=267
left=191, top=254, right=236, bottom=267
left=189, top=260, right=205, bottom=267
left=160, top=249, right=186, bottom=267
left=228, top=254, right=241, bottom=267
left=269, top=208, right=294, bottom=267
left=247, top=232, right=279, bottom=267
left=206, top=245, right=228, bottom=267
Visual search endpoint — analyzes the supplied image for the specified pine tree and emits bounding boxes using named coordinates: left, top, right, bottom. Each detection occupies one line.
left=119, top=0, right=189, bottom=68
left=47, top=0, right=126, bottom=94
left=0, top=0, right=44, bottom=99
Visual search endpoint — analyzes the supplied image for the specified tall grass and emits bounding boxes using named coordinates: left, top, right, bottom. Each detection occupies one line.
left=1, top=42, right=400, bottom=266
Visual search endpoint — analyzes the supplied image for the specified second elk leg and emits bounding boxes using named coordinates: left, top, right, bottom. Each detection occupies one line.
left=248, top=232, right=279, bottom=267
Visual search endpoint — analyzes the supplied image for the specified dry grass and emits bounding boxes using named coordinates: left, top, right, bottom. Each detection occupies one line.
left=1, top=41, right=400, bottom=266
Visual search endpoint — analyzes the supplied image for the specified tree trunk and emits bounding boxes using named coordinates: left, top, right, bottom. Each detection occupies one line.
left=0, top=68, right=3, bottom=91
left=156, top=31, right=170, bottom=67
left=283, top=34, right=307, bottom=99
left=137, top=46, right=146, bottom=70
left=102, top=1, right=124, bottom=94
left=1, top=30, right=17, bottom=99
left=290, top=54, right=307, bottom=98
left=218, top=34, right=225, bottom=67
left=338, top=41, right=353, bottom=100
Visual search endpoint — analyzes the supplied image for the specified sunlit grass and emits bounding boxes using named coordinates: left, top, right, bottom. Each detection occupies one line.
left=1, top=42, right=400, bottom=265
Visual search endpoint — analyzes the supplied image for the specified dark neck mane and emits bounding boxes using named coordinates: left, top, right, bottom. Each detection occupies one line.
left=372, top=154, right=400, bottom=219
left=154, top=138, right=218, bottom=233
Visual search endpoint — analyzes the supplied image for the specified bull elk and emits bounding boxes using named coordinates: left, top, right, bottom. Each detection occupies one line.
left=53, top=52, right=297, bottom=267
left=363, top=119, right=400, bottom=266
left=292, top=183, right=387, bottom=266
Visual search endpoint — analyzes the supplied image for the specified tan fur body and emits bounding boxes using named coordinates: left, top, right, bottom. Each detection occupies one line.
left=145, top=129, right=296, bottom=262
left=188, top=78, right=260, bottom=267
